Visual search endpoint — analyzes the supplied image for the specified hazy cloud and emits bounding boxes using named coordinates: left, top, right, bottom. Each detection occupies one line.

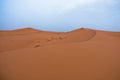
left=0, top=0, right=120, bottom=31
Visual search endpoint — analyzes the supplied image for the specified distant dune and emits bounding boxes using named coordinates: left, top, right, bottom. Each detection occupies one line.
left=0, top=28, right=120, bottom=80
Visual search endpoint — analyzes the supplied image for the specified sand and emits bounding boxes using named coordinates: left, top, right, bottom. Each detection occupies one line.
left=0, top=28, right=120, bottom=80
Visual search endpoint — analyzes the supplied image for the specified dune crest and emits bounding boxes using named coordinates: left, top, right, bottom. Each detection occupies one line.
left=0, top=27, right=43, bottom=36
left=0, top=28, right=96, bottom=52
left=0, top=27, right=38, bottom=32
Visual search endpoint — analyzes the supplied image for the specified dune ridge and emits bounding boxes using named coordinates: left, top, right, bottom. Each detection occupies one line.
left=0, top=28, right=120, bottom=52
left=0, top=28, right=43, bottom=36
left=0, top=28, right=97, bottom=52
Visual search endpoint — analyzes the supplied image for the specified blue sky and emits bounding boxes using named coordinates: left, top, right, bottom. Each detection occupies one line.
left=0, top=0, right=120, bottom=32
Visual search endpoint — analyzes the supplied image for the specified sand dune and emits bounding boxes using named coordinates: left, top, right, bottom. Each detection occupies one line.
left=0, top=28, right=42, bottom=36
left=0, top=28, right=96, bottom=52
left=0, top=28, right=120, bottom=80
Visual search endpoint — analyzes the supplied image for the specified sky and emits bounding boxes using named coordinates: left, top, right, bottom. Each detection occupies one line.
left=0, top=0, right=120, bottom=32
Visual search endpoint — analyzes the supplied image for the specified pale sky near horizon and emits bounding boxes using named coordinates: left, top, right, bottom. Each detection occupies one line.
left=0, top=0, right=120, bottom=32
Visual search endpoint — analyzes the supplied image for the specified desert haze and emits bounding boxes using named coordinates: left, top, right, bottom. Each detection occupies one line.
left=0, top=27, right=120, bottom=80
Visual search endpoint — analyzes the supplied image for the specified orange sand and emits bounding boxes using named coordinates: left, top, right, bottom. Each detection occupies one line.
left=0, top=28, right=120, bottom=80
